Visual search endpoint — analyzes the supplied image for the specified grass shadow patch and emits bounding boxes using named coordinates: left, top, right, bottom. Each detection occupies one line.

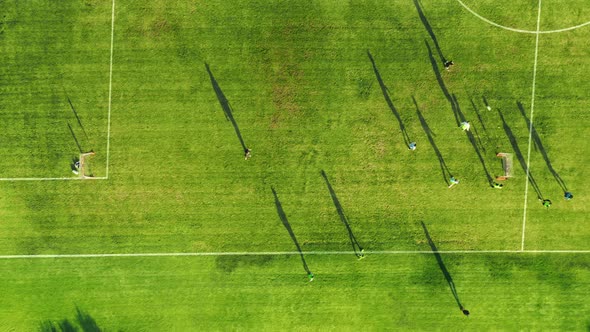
left=215, top=255, right=275, bottom=273
left=38, top=307, right=101, bottom=332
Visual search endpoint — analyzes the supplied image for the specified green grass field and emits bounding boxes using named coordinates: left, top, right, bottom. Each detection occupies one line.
left=0, top=0, right=589, bottom=330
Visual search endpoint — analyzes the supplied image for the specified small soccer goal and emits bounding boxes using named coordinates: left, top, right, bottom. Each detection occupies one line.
left=496, top=153, right=513, bottom=181
left=72, top=151, right=96, bottom=178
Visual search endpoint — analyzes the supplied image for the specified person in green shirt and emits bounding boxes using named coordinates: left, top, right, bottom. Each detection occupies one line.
left=448, top=176, right=459, bottom=188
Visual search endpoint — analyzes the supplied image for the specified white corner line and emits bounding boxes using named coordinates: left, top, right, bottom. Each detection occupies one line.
left=105, top=0, right=115, bottom=179
left=0, top=250, right=589, bottom=259
left=521, top=0, right=543, bottom=252
left=455, top=0, right=590, bottom=34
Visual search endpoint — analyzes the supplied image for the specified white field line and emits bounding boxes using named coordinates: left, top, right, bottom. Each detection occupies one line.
left=105, top=0, right=116, bottom=179
left=0, top=250, right=589, bottom=259
left=0, top=177, right=108, bottom=181
left=456, top=0, right=590, bottom=34
left=521, top=0, right=543, bottom=252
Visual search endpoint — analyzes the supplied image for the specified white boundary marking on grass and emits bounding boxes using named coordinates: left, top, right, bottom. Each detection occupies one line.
left=105, top=0, right=115, bottom=179
left=0, top=250, right=589, bottom=259
left=521, top=0, right=543, bottom=252
left=456, top=0, right=590, bottom=34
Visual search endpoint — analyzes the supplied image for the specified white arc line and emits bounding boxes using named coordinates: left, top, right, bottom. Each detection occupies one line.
left=521, top=0, right=543, bottom=252
left=0, top=250, right=589, bottom=259
left=105, top=0, right=115, bottom=179
left=456, top=0, right=590, bottom=34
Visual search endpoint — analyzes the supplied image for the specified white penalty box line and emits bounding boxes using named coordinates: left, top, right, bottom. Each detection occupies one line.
left=0, top=250, right=589, bottom=259
left=455, top=0, right=589, bottom=254
left=0, top=0, right=115, bottom=182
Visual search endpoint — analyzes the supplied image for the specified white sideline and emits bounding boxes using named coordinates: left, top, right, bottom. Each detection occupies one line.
left=0, top=250, right=589, bottom=259
left=456, top=0, right=590, bottom=34
left=105, top=0, right=115, bottom=179
left=521, top=0, right=543, bottom=252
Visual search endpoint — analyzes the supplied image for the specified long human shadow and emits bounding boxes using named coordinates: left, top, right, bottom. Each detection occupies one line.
left=320, top=170, right=364, bottom=257
left=470, top=97, right=487, bottom=132
left=482, top=96, right=491, bottom=110
left=497, top=109, right=544, bottom=200
left=517, top=101, right=568, bottom=193
left=453, top=95, right=493, bottom=186
left=413, top=97, right=453, bottom=185
left=367, top=50, right=412, bottom=147
left=67, top=122, right=83, bottom=153
left=414, top=0, right=447, bottom=64
left=205, top=63, right=248, bottom=153
left=461, top=96, right=486, bottom=151
left=425, top=41, right=459, bottom=126
left=66, top=95, right=89, bottom=139
left=271, top=187, right=312, bottom=276
left=421, top=222, right=465, bottom=312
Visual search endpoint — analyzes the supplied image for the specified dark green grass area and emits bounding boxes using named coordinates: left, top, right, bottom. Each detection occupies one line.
left=0, top=254, right=588, bottom=331
left=0, top=0, right=589, bottom=329
left=0, top=0, right=110, bottom=177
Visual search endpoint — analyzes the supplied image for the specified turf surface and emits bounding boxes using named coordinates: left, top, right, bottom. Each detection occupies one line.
left=0, top=0, right=588, bottom=330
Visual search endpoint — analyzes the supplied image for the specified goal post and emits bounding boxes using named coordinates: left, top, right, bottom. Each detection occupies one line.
left=496, top=152, right=513, bottom=181
left=78, top=151, right=96, bottom=178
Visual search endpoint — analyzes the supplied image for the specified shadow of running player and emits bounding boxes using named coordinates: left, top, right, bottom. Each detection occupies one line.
left=452, top=95, right=494, bottom=187
left=367, top=50, right=413, bottom=149
left=517, top=101, right=569, bottom=195
left=320, top=170, right=365, bottom=259
left=413, top=97, right=454, bottom=186
left=421, top=222, right=470, bottom=316
left=205, top=63, right=251, bottom=159
left=497, top=108, right=545, bottom=201
left=271, top=187, right=314, bottom=281
left=414, top=0, right=448, bottom=65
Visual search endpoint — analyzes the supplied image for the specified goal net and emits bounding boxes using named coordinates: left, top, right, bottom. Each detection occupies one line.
left=496, top=152, right=513, bottom=181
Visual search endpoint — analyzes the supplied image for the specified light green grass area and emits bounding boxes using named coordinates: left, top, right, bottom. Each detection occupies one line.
left=1, top=254, right=589, bottom=330
left=0, top=0, right=588, bottom=330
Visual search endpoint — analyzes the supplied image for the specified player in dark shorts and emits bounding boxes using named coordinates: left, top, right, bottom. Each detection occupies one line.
left=444, top=60, right=454, bottom=70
